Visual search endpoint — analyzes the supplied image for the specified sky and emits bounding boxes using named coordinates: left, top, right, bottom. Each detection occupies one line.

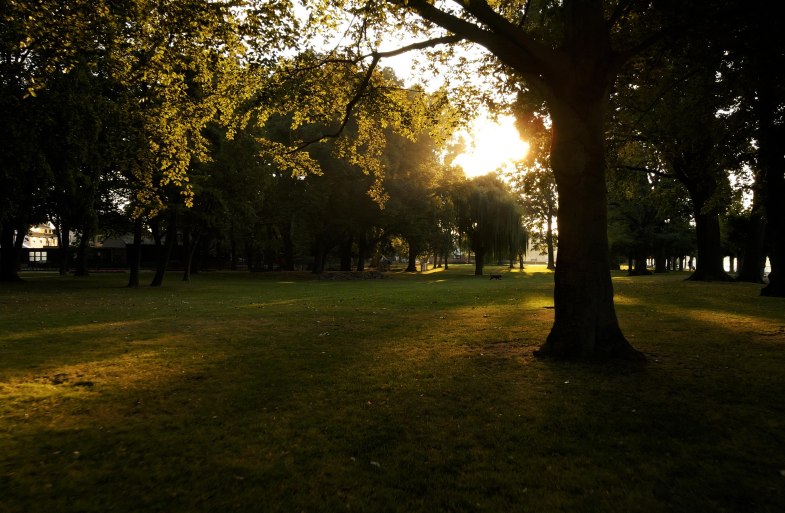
left=450, top=113, right=530, bottom=178
left=381, top=46, right=529, bottom=178
left=301, top=5, right=530, bottom=179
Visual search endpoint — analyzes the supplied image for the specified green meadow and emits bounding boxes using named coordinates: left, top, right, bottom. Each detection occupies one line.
left=1, top=266, right=784, bottom=512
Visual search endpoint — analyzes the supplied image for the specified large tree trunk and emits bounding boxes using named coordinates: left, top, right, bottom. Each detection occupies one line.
left=312, top=238, right=330, bottom=274
left=736, top=201, right=766, bottom=283
left=0, top=223, right=22, bottom=282
left=762, top=170, right=785, bottom=296
left=339, top=235, right=353, bottom=272
left=405, top=243, right=417, bottom=272
left=688, top=209, right=733, bottom=282
left=546, top=205, right=555, bottom=270
left=537, top=86, right=641, bottom=360
left=356, top=233, right=369, bottom=272
left=58, top=222, right=71, bottom=276
left=474, top=248, right=485, bottom=276
left=74, top=230, right=90, bottom=276
left=629, top=253, right=652, bottom=276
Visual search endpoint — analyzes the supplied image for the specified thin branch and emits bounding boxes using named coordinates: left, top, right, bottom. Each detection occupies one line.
left=516, top=0, right=532, bottom=28
left=289, top=53, right=380, bottom=152
left=288, top=35, right=463, bottom=152
left=617, top=165, right=676, bottom=180
left=372, top=35, right=463, bottom=59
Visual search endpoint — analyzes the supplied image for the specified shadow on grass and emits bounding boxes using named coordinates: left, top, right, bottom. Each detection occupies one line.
left=2, top=270, right=784, bottom=513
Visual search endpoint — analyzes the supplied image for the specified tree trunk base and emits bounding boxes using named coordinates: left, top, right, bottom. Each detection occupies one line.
left=686, top=270, right=735, bottom=282
left=536, top=331, right=645, bottom=362
left=761, top=274, right=785, bottom=297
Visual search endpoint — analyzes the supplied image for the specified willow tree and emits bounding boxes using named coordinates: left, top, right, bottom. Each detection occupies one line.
left=454, top=174, right=524, bottom=276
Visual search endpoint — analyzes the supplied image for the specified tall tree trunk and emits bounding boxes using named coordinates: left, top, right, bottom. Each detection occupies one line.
left=762, top=171, right=785, bottom=296
left=312, top=238, right=330, bottom=274
left=356, top=233, right=369, bottom=272
left=0, top=223, right=22, bottom=282
left=405, top=243, right=417, bottom=272
left=127, top=217, right=143, bottom=288
left=150, top=211, right=177, bottom=287
left=736, top=203, right=766, bottom=283
left=546, top=207, right=556, bottom=270
left=339, top=235, right=352, bottom=272
left=58, top=222, right=71, bottom=276
left=474, top=249, right=485, bottom=276
left=688, top=209, right=733, bottom=282
left=74, top=230, right=90, bottom=276
left=629, top=254, right=652, bottom=276
left=281, top=219, right=295, bottom=271
left=182, top=232, right=200, bottom=282
left=654, top=250, right=667, bottom=273
left=537, top=86, right=641, bottom=360
left=230, top=238, right=238, bottom=271
left=751, top=5, right=785, bottom=296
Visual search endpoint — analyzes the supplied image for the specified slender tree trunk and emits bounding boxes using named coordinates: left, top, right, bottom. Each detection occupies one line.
left=280, top=219, right=295, bottom=271
left=230, top=238, right=238, bottom=271
left=537, top=87, right=641, bottom=360
left=182, top=232, right=200, bottom=282
left=127, top=217, right=143, bottom=288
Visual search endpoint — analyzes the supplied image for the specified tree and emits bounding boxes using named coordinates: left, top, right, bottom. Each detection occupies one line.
left=727, top=3, right=785, bottom=295
left=382, top=130, right=447, bottom=273
left=614, top=39, right=741, bottom=282
left=454, top=175, right=523, bottom=276
left=316, top=0, right=710, bottom=358
left=0, top=0, right=100, bottom=281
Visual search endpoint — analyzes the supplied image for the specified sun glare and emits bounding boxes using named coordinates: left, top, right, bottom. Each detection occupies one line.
left=452, top=114, right=529, bottom=178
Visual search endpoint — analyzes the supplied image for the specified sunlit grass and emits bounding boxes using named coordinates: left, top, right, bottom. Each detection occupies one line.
left=1, top=266, right=784, bottom=512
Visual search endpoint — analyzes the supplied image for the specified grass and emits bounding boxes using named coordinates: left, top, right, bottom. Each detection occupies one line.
left=1, top=265, right=784, bottom=513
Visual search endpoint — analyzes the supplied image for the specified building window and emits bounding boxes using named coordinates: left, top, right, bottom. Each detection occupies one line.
left=29, top=251, right=47, bottom=263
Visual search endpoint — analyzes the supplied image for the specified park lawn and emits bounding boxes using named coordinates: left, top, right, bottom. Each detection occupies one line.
left=0, top=265, right=784, bottom=513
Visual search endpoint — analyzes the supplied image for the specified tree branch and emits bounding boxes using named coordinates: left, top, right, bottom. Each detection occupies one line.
left=403, top=0, right=563, bottom=84
left=289, top=53, right=381, bottom=152
left=288, top=35, right=462, bottom=152
left=617, top=165, right=676, bottom=180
